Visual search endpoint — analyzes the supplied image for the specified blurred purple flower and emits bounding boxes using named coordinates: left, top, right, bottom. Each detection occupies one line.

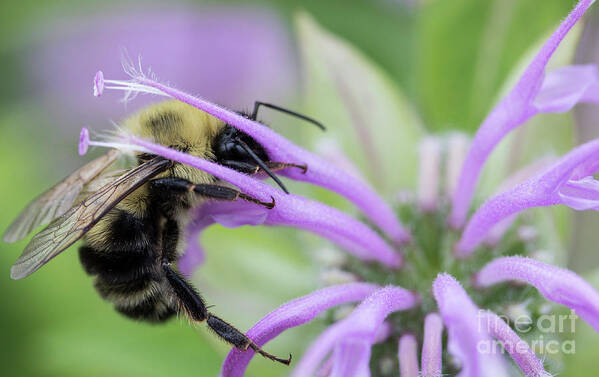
left=29, top=5, right=297, bottom=132
left=80, top=0, right=599, bottom=375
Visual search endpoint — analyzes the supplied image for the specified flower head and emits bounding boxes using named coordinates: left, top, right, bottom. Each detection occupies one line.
left=82, top=0, right=599, bottom=375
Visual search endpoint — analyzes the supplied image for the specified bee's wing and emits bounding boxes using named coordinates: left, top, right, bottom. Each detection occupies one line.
left=3, top=149, right=122, bottom=243
left=10, top=157, right=171, bottom=280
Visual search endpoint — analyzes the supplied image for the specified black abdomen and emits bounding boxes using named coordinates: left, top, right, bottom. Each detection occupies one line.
left=79, top=208, right=176, bottom=322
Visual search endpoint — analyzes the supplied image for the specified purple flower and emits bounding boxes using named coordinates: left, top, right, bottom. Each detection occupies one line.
left=449, top=0, right=598, bottom=228
left=29, top=6, right=298, bottom=134
left=80, top=0, right=599, bottom=375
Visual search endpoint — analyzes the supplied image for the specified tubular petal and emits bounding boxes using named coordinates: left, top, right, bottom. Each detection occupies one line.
left=421, top=313, right=443, bottom=377
left=330, top=338, right=371, bottom=377
left=398, top=334, right=420, bottom=377
left=479, top=310, right=550, bottom=377
left=220, top=283, right=379, bottom=377
left=417, top=137, right=442, bottom=212
left=123, top=135, right=403, bottom=267
left=558, top=176, right=599, bottom=210
left=290, top=286, right=418, bottom=377
left=457, top=138, right=599, bottom=255
left=317, top=323, right=390, bottom=377
left=96, top=67, right=411, bottom=244
left=533, top=65, right=599, bottom=113
left=445, top=133, right=470, bottom=198
left=449, top=0, right=596, bottom=228
left=483, top=156, right=555, bottom=245
left=475, top=256, right=599, bottom=333
left=432, top=274, right=508, bottom=377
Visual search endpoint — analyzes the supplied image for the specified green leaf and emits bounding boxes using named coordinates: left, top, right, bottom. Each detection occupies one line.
left=296, top=12, right=424, bottom=196
left=415, top=0, right=573, bottom=132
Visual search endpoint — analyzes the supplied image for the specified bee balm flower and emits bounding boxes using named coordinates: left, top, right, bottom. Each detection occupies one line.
left=85, top=0, right=599, bottom=375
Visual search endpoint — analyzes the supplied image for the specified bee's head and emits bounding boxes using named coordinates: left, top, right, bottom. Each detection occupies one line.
left=212, top=124, right=270, bottom=168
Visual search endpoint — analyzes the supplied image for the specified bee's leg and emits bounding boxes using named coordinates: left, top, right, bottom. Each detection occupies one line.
left=150, top=177, right=275, bottom=209
left=161, top=260, right=291, bottom=365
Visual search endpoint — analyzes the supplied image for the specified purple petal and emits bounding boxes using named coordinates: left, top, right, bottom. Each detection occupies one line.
left=177, top=239, right=204, bottom=277
left=177, top=214, right=213, bottom=276
left=475, top=256, right=599, bottom=333
left=417, top=137, right=442, bottom=212
left=330, top=338, right=371, bottom=377
left=373, top=321, right=392, bottom=344
left=483, top=156, right=555, bottom=245
left=533, top=65, right=599, bottom=112
left=449, top=0, right=595, bottom=228
left=220, top=283, right=379, bottom=377
left=478, top=310, right=549, bottom=377
left=558, top=176, right=599, bottom=210
left=445, top=133, right=470, bottom=198
left=290, top=286, right=419, bottom=377
left=432, top=274, right=508, bottom=377
left=100, top=69, right=410, bottom=244
left=124, top=135, right=402, bottom=267
left=421, top=313, right=443, bottom=377
left=398, top=334, right=420, bottom=377
left=321, top=323, right=396, bottom=377
left=456, top=139, right=599, bottom=255
left=316, top=357, right=334, bottom=377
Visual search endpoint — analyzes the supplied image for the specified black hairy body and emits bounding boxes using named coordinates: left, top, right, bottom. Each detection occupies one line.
left=78, top=101, right=274, bottom=323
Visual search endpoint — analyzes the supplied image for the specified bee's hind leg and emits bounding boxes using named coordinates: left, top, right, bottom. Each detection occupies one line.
left=160, top=260, right=291, bottom=365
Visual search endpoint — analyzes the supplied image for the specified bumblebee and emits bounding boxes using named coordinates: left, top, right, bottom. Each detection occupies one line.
left=4, top=100, right=324, bottom=365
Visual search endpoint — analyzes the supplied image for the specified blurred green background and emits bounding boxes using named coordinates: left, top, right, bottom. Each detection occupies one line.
left=1, top=0, right=599, bottom=376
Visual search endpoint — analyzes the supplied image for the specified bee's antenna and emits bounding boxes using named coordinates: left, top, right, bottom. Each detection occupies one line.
left=251, top=101, right=326, bottom=131
left=235, top=138, right=290, bottom=194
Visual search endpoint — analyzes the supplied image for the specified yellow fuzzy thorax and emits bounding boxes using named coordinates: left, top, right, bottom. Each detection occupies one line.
left=85, top=101, right=227, bottom=248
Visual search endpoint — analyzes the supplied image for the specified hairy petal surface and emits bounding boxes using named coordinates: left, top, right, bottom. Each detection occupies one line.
left=398, top=334, right=420, bottom=377
left=432, top=274, right=508, bottom=377
left=330, top=338, right=371, bottom=377
left=475, top=256, right=599, bottom=332
left=483, top=156, right=555, bottom=245
left=457, top=138, right=599, bottom=255
left=220, top=283, right=379, bottom=377
left=449, top=0, right=595, bottom=228
left=479, top=310, right=549, bottom=377
left=421, top=313, right=443, bottom=377
left=97, top=68, right=410, bottom=244
left=122, top=136, right=402, bottom=267
left=290, top=286, right=418, bottom=377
